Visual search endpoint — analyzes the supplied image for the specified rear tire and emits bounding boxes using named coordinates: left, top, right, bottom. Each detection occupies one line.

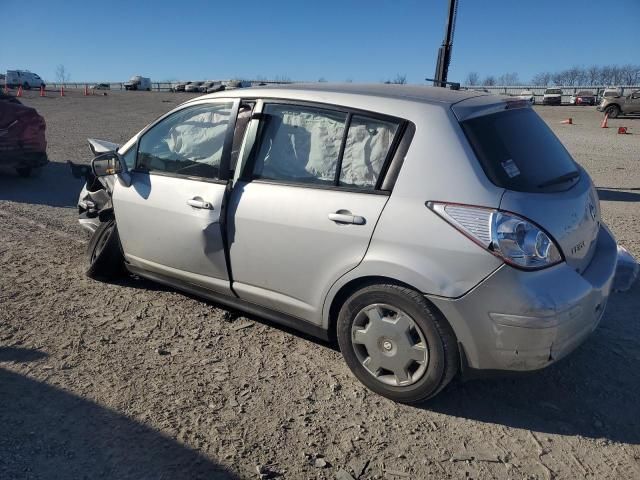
left=337, top=283, right=458, bottom=404
left=605, top=105, right=621, bottom=118
left=85, top=219, right=125, bottom=280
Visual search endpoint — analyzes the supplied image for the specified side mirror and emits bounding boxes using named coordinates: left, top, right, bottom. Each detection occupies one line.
left=92, top=152, right=124, bottom=177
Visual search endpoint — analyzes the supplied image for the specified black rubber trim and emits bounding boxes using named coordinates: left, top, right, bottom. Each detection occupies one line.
left=126, top=264, right=329, bottom=341
left=380, top=122, right=415, bottom=191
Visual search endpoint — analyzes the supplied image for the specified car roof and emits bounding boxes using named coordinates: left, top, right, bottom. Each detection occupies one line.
left=198, top=83, right=488, bottom=106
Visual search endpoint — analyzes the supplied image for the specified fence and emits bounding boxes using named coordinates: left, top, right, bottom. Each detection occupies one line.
left=43, top=79, right=293, bottom=92
left=464, top=85, right=640, bottom=103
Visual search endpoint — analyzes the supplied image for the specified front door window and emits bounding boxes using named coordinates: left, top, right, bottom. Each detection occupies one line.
left=136, top=102, right=234, bottom=180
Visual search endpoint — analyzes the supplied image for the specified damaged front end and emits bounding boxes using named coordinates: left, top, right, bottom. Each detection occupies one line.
left=69, top=138, right=120, bottom=234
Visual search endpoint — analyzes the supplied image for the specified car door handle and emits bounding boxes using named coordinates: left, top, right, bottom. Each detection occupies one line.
left=187, top=198, right=213, bottom=210
left=328, top=212, right=366, bottom=225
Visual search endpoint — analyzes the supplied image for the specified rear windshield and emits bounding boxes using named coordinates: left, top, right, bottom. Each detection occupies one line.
left=545, top=89, right=562, bottom=94
left=461, top=108, right=579, bottom=192
left=577, top=91, right=593, bottom=96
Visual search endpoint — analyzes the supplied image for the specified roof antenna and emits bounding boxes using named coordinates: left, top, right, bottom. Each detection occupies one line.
left=428, top=0, right=459, bottom=89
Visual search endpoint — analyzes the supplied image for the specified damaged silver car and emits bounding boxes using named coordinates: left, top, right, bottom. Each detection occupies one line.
left=72, top=84, right=628, bottom=403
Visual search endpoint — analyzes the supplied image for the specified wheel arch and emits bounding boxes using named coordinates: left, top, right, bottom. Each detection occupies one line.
left=325, top=274, right=458, bottom=347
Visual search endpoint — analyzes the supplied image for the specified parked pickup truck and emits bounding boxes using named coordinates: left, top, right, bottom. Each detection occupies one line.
left=124, top=76, right=151, bottom=91
left=597, top=89, right=640, bottom=118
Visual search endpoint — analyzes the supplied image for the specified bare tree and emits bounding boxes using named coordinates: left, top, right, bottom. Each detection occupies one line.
left=464, top=72, right=480, bottom=86
left=384, top=73, right=407, bottom=85
left=497, top=72, right=520, bottom=85
left=482, top=75, right=496, bottom=86
left=317, top=77, right=328, bottom=83
left=586, top=66, right=600, bottom=86
left=620, top=64, right=640, bottom=85
left=531, top=72, right=552, bottom=86
left=469, top=64, right=638, bottom=88
left=55, top=64, right=70, bottom=83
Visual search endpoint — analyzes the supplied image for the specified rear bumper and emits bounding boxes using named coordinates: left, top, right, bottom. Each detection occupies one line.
left=429, top=225, right=618, bottom=372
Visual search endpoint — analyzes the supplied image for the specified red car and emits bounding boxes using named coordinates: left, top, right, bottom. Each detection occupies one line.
left=570, top=91, right=596, bottom=106
left=0, top=93, right=48, bottom=177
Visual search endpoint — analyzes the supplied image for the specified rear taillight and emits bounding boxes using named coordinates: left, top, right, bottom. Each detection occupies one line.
left=427, top=202, right=563, bottom=270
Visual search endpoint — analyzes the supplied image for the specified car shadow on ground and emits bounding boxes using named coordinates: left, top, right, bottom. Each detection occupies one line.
left=0, top=160, right=84, bottom=208
left=0, top=347, right=238, bottom=479
left=425, top=283, right=640, bottom=445
left=597, top=187, right=640, bottom=202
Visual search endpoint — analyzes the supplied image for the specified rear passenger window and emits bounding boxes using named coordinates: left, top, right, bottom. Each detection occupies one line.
left=339, top=115, right=399, bottom=189
left=253, top=104, right=347, bottom=186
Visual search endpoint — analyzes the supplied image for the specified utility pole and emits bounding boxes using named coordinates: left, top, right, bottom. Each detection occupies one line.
left=432, top=0, right=459, bottom=87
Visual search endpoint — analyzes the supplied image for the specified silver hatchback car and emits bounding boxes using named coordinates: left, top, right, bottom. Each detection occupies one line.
left=74, top=84, right=619, bottom=403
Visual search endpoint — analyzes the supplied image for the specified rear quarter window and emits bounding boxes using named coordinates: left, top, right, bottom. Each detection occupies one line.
left=461, top=108, right=578, bottom=192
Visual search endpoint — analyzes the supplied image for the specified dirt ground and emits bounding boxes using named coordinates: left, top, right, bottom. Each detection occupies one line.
left=1, top=90, right=639, bottom=480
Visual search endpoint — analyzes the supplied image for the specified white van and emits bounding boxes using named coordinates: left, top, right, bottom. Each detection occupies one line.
left=5, top=70, right=46, bottom=89
left=124, top=76, right=152, bottom=91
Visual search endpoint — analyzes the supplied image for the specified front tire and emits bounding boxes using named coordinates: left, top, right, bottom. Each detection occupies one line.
left=337, top=284, right=458, bottom=403
left=605, top=105, right=621, bottom=118
left=85, top=219, right=125, bottom=280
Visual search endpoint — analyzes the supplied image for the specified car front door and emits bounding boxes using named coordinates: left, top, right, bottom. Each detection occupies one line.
left=625, top=90, right=640, bottom=113
left=113, top=99, right=238, bottom=294
left=227, top=101, right=405, bottom=324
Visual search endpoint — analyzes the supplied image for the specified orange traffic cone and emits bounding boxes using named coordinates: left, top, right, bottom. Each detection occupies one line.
left=618, top=127, right=628, bottom=135
left=17, top=86, right=23, bottom=97
left=40, top=85, right=45, bottom=97
left=601, top=113, right=609, bottom=128
left=60, top=86, right=65, bottom=97
left=561, top=118, right=573, bottom=125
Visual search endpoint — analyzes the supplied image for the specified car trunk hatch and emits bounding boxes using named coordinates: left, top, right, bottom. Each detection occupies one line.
left=500, top=174, right=601, bottom=273
left=453, top=97, right=601, bottom=273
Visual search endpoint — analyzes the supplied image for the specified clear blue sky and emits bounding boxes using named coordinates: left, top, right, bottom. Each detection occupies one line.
left=1, top=0, right=638, bottom=83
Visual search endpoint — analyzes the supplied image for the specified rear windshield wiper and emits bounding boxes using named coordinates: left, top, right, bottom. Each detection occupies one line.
left=537, top=171, right=580, bottom=189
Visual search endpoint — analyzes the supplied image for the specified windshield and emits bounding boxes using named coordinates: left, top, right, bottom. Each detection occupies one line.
left=461, top=108, right=579, bottom=193
left=545, top=89, right=562, bottom=94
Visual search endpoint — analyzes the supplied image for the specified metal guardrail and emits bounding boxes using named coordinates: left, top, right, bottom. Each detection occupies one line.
left=44, top=80, right=293, bottom=92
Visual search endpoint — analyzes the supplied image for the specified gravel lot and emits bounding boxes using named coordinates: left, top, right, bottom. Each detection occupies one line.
left=1, top=90, right=639, bottom=479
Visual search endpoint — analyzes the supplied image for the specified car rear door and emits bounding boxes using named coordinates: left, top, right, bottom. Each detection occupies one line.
left=113, top=99, right=239, bottom=294
left=227, top=101, right=406, bottom=324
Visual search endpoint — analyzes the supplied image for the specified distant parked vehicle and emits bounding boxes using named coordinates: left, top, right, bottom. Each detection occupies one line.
left=569, top=91, right=595, bottom=106
left=5, top=70, right=46, bottom=90
left=542, top=88, right=562, bottom=105
left=206, top=84, right=225, bottom=94
left=600, top=87, right=622, bottom=100
left=597, top=89, right=640, bottom=118
left=519, top=90, right=535, bottom=104
left=124, top=76, right=151, bottom=91
left=171, top=82, right=187, bottom=92
left=199, top=81, right=218, bottom=92
left=90, top=83, right=111, bottom=90
left=223, top=80, right=251, bottom=90
left=185, top=82, right=203, bottom=93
